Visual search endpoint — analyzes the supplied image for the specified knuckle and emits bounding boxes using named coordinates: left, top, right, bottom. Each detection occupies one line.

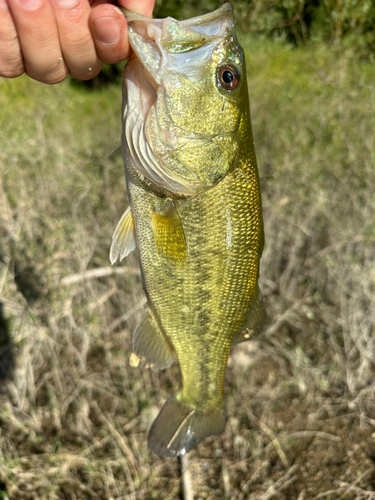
left=96, top=45, right=120, bottom=64
left=0, top=51, right=25, bottom=78
left=100, top=51, right=122, bottom=65
left=94, top=35, right=128, bottom=65
left=64, top=34, right=95, bottom=60
left=0, top=66, right=25, bottom=78
left=41, top=66, right=69, bottom=84
left=43, top=73, right=68, bottom=85
left=27, top=63, right=68, bottom=85
left=61, top=36, right=102, bottom=79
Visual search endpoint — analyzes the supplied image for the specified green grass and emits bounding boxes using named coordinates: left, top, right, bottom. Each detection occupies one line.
left=1, top=36, right=375, bottom=498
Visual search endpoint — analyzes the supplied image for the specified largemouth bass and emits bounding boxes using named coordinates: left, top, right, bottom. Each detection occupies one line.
left=110, top=4, right=265, bottom=457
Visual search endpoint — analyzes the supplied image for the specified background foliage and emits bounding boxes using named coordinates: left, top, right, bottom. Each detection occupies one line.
left=155, top=0, right=375, bottom=55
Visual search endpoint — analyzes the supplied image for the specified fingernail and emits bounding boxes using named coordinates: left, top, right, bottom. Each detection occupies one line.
left=0, top=0, right=8, bottom=9
left=17, top=0, right=42, bottom=11
left=94, top=18, right=120, bottom=46
left=53, top=0, right=78, bottom=8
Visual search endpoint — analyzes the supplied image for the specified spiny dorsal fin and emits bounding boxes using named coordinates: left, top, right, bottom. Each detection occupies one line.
left=110, top=206, right=136, bottom=265
left=131, top=307, right=175, bottom=370
left=152, top=200, right=187, bottom=263
left=232, top=289, right=266, bottom=345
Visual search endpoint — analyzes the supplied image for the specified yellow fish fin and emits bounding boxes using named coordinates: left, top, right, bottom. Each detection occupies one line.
left=110, top=206, right=136, bottom=265
left=148, top=396, right=226, bottom=457
left=152, top=200, right=187, bottom=263
left=232, top=289, right=266, bottom=345
left=131, top=307, right=175, bottom=370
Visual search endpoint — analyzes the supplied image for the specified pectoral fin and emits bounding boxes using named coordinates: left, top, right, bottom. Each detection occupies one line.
left=110, top=206, right=136, bottom=265
left=232, top=289, right=266, bottom=345
left=152, top=200, right=187, bottom=263
left=130, top=307, right=175, bottom=370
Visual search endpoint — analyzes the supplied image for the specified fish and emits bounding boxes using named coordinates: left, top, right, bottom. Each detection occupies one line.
left=110, top=3, right=265, bottom=457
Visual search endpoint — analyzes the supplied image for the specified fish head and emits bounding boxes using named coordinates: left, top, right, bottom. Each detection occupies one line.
left=124, top=4, right=248, bottom=196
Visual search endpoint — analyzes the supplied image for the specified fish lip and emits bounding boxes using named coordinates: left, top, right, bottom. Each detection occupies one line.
left=124, top=3, right=232, bottom=26
left=125, top=3, right=234, bottom=63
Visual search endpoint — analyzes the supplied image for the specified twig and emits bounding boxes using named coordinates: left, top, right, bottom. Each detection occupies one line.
left=0, top=295, right=24, bottom=311
left=180, top=454, right=194, bottom=500
left=107, top=298, right=146, bottom=333
left=260, top=464, right=299, bottom=500
left=264, top=297, right=307, bottom=338
left=238, top=460, right=270, bottom=500
left=248, top=412, right=289, bottom=468
left=88, top=287, right=117, bottom=310
left=314, top=468, right=374, bottom=499
left=90, top=401, right=138, bottom=472
left=60, top=266, right=140, bottom=286
left=222, top=459, right=230, bottom=497
left=288, top=430, right=341, bottom=442
left=259, top=420, right=289, bottom=468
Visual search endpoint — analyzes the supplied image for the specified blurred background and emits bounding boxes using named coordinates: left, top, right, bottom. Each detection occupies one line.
left=1, top=0, right=375, bottom=498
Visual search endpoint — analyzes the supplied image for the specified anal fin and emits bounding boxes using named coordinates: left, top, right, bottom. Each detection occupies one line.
left=110, top=206, right=136, bottom=265
left=131, top=307, right=175, bottom=370
left=232, top=288, right=266, bottom=345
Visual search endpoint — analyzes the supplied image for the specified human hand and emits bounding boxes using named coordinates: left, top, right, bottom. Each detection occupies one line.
left=0, top=0, right=155, bottom=83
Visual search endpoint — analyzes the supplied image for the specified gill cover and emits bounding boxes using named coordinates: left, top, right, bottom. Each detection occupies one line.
left=123, top=4, right=245, bottom=196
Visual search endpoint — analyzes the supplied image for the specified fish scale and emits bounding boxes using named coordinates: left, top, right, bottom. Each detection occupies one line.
left=111, top=3, right=265, bottom=456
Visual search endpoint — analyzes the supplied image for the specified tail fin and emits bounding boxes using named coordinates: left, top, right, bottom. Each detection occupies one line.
left=148, top=396, right=226, bottom=457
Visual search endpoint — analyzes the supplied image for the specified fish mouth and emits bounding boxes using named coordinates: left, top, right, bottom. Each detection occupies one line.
left=125, top=4, right=234, bottom=82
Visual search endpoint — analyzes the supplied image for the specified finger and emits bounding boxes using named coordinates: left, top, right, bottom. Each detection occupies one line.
left=7, top=0, right=68, bottom=83
left=90, top=4, right=129, bottom=65
left=117, top=0, right=154, bottom=17
left=50, top=0, right=102, bottom=80
left=0, top=0, right=25, bottom=78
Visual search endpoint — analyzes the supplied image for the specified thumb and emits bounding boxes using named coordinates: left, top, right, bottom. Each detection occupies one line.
left=90, top=4, right=129, bottom=65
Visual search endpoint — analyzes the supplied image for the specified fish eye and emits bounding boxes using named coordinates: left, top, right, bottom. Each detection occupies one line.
left=217, top=65, right=239, bottom=91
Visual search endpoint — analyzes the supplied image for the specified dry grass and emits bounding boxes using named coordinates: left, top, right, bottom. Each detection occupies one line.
left=1, top=36, right=375, bottom=499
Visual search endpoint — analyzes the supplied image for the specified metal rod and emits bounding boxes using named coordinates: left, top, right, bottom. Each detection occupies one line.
left=180, top=454, right=194, bottom=500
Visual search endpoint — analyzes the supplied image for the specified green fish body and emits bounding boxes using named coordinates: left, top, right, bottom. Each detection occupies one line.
left=110, top=4, right=265, bottom=457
